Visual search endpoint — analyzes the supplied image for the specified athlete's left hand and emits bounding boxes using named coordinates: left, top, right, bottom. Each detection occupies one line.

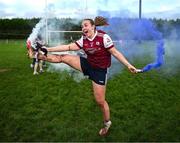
left=127, top=65, right=137, bottom=73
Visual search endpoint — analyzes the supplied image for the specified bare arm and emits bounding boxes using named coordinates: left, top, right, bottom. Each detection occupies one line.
left=47, top=43, right=80, bottom=52
left=108, top=47, right=137, bottom=73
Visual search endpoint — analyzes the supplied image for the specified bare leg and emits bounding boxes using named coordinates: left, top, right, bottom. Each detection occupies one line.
left=92, top=81, right=110, bottom=121
left=33, top=62, right=39, bottom=75
left=39, top=60, right=44, bottom=73
left=27, top=45, right=82, bottom=72
left=92, top=81, right=111, bottom=136
left=38, top=54, right=82, bottom=72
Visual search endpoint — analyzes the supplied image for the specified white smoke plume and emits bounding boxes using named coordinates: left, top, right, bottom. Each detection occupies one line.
left=27, top=18, right=46, bottom=45
left=27, top=16, right=85, bottom=81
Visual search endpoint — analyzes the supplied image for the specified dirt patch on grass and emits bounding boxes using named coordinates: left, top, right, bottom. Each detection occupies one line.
left=0, top=69, right=11, bottom=73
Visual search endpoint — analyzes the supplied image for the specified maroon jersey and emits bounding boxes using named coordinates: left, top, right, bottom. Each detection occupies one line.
left=75, top=30, right=114, bottom=69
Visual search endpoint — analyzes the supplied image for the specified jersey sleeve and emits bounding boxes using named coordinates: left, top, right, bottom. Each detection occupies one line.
left=103, top=34, right=114, bottom=49
left=75, top=36, right=83, bottom=49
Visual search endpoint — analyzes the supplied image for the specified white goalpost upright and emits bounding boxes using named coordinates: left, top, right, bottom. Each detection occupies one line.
left=45, top=0, right=48, bottom=44
left=44, top=0, right=88, bottom=45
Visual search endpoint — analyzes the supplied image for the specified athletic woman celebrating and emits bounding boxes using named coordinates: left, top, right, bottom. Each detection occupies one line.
left=28, top=17, right=138, bottom=136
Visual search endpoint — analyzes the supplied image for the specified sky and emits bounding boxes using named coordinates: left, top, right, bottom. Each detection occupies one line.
left=0, top=0, right=180, bottom=19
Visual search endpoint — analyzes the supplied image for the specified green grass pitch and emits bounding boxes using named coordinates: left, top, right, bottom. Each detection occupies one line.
left=0, top=40, right=179, bottom=141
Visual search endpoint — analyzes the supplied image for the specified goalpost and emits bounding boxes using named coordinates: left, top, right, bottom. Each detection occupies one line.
left=44, top=0, right=127, bottom=45
left=44, top=0, right=88, bottom=45
left=47, top=30, right=82, bottom=46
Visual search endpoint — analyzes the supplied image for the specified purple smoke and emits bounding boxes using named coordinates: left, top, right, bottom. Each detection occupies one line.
left=97, top=10, right=165, bottom=73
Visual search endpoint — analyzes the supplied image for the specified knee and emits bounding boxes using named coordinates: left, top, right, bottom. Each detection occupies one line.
left=96, top=99, right=105, bottom=107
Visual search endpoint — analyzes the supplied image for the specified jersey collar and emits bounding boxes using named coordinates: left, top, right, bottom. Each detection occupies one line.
left=87, top=31, right=97, bottom=41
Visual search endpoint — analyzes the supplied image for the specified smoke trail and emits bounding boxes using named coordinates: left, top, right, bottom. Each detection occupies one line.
left=142, top=39, right=165, bottom=72
left=97, top=10, right=165, bottom=76
left=129, top=19, right=165, bottom=72
left=27, top=18, right=46, bottom=45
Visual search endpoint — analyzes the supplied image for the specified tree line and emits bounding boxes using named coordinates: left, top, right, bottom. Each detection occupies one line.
left=0, top=18, right=180, bottom=39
